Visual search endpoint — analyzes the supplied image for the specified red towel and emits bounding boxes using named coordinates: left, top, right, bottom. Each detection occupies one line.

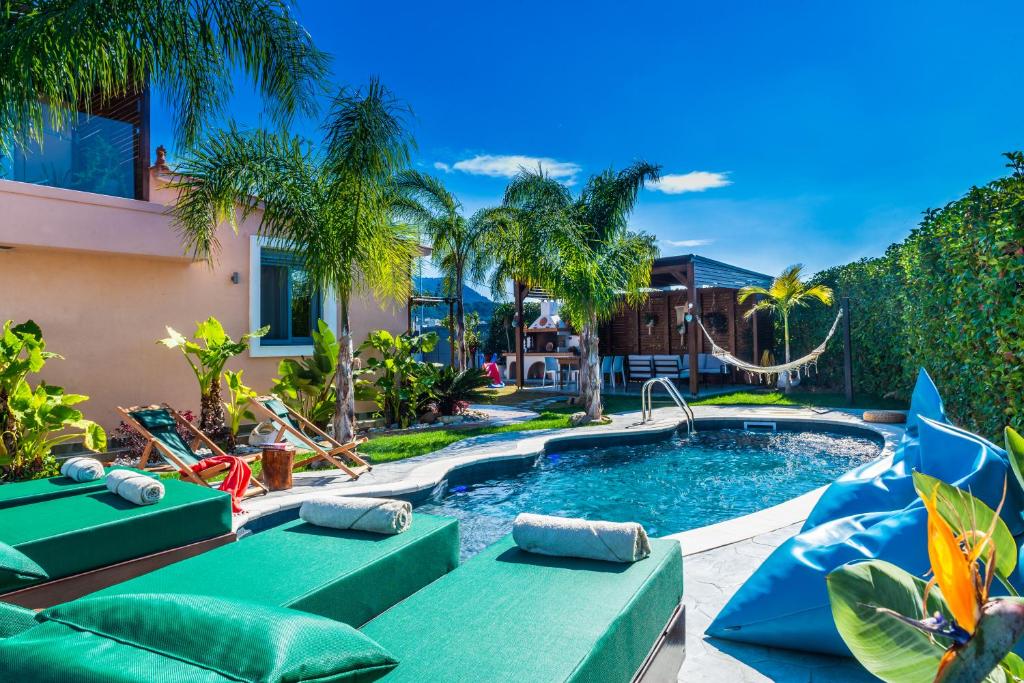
left=191, top=455, right=251, bottom=513
left=483, top=362, right=503, bottom=385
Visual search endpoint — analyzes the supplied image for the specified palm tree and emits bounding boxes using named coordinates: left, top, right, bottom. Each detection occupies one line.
left=169, top=79, right=419, bottom=443
left=495, top=163, right=660, bottom=421
left=393, top=171, right=492, bottom=370
left=738, top=264, right=834, bottom=392
left=1, top=0, right=328, bottom=155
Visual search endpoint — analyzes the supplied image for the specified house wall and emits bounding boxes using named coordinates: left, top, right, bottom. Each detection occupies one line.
left=0, top=170, right=407, bottom=431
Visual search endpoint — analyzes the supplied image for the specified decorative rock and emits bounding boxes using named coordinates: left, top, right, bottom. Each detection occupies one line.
left=419, top=411, right=438, bottom=425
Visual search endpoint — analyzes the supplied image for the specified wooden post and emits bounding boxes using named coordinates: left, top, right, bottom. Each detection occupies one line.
left=663, top=293, right=672, bottom=353
left=686, top=267, right=699, bottom=396
left=407, top=299, right=413, bottom=334
left=728, top=294, right=737, bottom=383
left=137, top=86, right=151, bottom=201
left=751, top=301, right=760, bottom=369
left=842, top=297, right=854, bottom=405
left=514, top=281, right=525, bottom=388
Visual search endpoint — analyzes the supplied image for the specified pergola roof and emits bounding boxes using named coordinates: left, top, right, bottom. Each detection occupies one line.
left=651, top=254, right=772, bottom=290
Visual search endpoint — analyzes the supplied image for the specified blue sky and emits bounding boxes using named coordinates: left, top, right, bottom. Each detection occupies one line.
left=153, top=1, right=1024, bottom=294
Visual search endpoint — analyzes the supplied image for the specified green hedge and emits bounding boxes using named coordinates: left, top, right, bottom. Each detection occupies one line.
left=789, top=153, right=1024, bottom=439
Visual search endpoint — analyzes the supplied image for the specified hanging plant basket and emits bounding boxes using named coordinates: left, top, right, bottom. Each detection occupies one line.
left=643, top=312, right=658, bottom=335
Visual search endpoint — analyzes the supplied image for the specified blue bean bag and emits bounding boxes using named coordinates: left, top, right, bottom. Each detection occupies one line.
left=706, top=415, right=1024, bottom=656
left=801, top=368, right=947, bottom=531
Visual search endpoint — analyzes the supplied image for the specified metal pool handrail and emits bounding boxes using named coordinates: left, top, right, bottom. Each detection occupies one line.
left=641, top=377, right=696, bottom=434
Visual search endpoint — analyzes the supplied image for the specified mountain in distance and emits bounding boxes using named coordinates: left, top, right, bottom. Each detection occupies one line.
left=414, top=277, right=495, bottom=320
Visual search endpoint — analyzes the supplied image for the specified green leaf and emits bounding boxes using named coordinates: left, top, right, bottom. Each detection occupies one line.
left=912, top=471, right=1017, bottom=580
left=828, top=559, right=954, bottom=683
left=1004, top=428, right=1024, bottom=499
left=75, top=421, right=107, bottom=452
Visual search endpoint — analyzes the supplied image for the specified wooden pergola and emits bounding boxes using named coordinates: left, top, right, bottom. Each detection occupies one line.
left=508, top=255, right=773, bottom=395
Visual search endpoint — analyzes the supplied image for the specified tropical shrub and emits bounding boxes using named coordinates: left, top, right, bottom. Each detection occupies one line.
left=355, top=330, right=438, bottom=428
left=223, top=370, right=256, bottom=439
left=114, top=409, right=196, bottom=464
left=788, top=152, right=1024, bottom=439
left=426, top=367, right=491, bottom=416
left=159, top=317, right=267, bottom=444
left=272, top=320, right=338, bottom=428
left=0, top=320, right=106, bottom=480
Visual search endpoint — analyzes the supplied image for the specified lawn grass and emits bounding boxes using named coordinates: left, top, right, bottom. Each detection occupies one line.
left=361, top=410, right=576, bottom=463
left=198, top=387, right=906, bottom=474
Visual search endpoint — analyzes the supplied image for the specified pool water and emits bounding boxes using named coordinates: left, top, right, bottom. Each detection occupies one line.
left=414, top=428, right=881, bottom=558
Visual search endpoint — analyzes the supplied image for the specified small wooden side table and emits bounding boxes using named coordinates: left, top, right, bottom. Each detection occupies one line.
left=261, top=443, right=296, bottom=491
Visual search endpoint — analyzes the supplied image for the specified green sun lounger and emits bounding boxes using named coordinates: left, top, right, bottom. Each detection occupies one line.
left=360, top=535, right=685, bottom=682
left=0, top=530, right=681, bottom=682
left=0, top=467, right=155, bottom=510
left=90, top=513, right=460, bottom=627
left=0, top=479, right=232, bottom=608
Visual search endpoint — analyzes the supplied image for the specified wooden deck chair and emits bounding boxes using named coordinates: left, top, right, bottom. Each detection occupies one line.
left=248, top=395, right=370, bottom=480
left=116, top=405, right=267, bottom=499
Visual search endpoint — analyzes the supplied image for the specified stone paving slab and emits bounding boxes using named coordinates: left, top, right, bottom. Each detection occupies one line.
left=680, top=523, right=874, bottom=682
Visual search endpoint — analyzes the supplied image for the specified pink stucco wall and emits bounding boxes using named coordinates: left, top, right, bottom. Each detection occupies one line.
left=0, top=171, right=408, bottom=431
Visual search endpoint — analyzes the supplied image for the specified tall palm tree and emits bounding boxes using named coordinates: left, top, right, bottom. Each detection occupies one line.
left=393, top=171, right=492, bottom=370
left=495, top=163, right=660, bottom=421
left=738, top=264, right=834, bottom=392
left=1, top=0, right=329, bottom=155
left=169, top=79, right=419, bottom=443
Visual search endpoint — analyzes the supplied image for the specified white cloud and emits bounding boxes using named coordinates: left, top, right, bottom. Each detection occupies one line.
left=662, top=239, right=713, bottom=248
left=648, top=171, right=732, bottom=195
left=437, top=154, right=581, bottom=185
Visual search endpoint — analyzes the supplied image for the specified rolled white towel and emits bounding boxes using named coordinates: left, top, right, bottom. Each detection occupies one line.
left=60, top=457, right=104, bottom=483
left=300, top=496, right=411, bottom=535
left=106, top=469, right=165, bottom=506
left=512, top=513, right=652, bottom=563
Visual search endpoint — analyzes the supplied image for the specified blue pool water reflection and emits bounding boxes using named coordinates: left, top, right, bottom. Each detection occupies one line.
left=414, top=428, right=881, bottom=558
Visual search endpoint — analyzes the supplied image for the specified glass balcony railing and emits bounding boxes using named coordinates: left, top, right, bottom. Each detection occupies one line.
left=1, top=107, right=138, bottom=199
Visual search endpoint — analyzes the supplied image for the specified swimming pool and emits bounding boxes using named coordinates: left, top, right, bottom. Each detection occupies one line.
left=414, top=425, right=882, bottom=558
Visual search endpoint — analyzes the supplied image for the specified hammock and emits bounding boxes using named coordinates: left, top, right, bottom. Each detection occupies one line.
left=694, top=310, right=843, bottom=383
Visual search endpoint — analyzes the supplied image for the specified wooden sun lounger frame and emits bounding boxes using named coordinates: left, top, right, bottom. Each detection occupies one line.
left=116, top=404, right=268, bottom=498
left=248, top=395, right=371, bottom=480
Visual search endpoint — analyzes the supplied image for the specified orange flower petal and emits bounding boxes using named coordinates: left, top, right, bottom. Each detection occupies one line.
left=921, top=489, right=980, bottom=633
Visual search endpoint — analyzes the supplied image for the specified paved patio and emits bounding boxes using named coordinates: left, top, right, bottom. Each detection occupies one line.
left=679, top=523, right=873, bottom=682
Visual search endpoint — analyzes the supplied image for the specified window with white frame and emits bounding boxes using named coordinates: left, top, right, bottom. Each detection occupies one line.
left=249, top=237, right=336, bottom=356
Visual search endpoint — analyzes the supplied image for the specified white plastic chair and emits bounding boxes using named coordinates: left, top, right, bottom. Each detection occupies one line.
left=600, top=356, right=613, bottom=388
left=611, top=356, right=626, bottom=386
left=542, top=357, right=560, bottom=387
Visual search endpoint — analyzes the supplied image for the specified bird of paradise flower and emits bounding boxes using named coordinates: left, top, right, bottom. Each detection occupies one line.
left=828, top=461, right=1024, bottom=683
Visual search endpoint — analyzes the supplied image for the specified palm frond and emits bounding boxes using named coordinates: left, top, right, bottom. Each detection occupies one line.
left=0, top=0, right=330, bottom=154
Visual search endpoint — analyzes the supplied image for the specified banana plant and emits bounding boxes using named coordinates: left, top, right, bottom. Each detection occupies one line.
left=0, top=320, right=104, bottom=481
left=355, top=330, right=439, bottom=428
left=160, top=317, right=267, bottom=444
left=272, top=320, right=338, bottom=429
left=0, top=381, right=106, bottom=481
left=223, top=370, right=257, bottom=442
left=828, top=471, right=1024, bottom=682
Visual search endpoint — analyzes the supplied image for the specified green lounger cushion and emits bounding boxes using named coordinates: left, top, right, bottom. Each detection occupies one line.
left=362, top=535, right=683, bottom=682
left=0, top=594, right=397, bottom=682
left=0, top=601, right=38, bottom=638
left=0, top=479, right=231, bottom=588
left=0, top=540, right=47, bottom=592
left=93, top=513, right=460, bottom=627
left=130, top=408, right=201, bottom=468
left=0, top=467, right=155, bottom=510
